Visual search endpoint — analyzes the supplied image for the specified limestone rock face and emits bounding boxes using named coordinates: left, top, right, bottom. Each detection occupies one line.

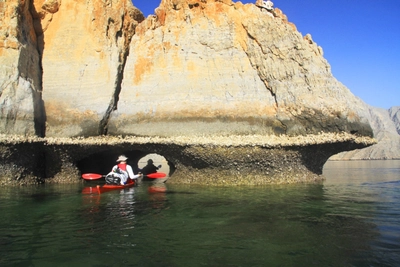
left=1, top=0, right=372, bottom=139
left=0, top=0, right=145, bottom=137
left=0, top=0, right=383, bottom=185
left=35, top=0, right=144, bottom=137
left=111, top=0, right=372, bottom=137
left=331, top=106, right=400, bottom=160
left=0, top=0, right=44, bottom=136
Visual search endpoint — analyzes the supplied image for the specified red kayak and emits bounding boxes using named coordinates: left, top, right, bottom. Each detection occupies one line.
left=82, top=186, right=99, bottom=194
left=148, top=186, right=167, bottom=194
left=96, top=179, right=135, bottom=194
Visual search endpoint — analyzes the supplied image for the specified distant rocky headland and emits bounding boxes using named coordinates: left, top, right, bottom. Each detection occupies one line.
left=330, top=106, right=400, bottom=160
left=0, top=0, right=379, bottom=185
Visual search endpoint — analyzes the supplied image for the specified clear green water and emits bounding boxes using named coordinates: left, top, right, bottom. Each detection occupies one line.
left=1, top=160, right=399, bottom=267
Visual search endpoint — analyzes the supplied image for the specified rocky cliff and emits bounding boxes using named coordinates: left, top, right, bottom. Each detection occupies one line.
left=390, top=106, right=400, bottom=135
left=1, top=0, right=372, bottom=138
left=112, top=0, right=373, bottom=137
left=0, top=0, right=44, bottom=136
left=0, top=0, right=377, bottom=185
left=330, top=106, right=400, bottom=160
left=1, top=0, right=145, bottom=137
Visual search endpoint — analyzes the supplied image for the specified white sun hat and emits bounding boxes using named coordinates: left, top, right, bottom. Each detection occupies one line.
left=116, top=155, right=128, bottom=162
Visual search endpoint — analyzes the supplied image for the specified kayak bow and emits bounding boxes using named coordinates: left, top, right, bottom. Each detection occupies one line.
left=96, top=180, right=135, bottom=194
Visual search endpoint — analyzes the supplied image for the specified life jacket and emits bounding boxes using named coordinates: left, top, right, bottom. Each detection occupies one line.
left=117, top=163, right=130, bottom=183
left=117, top=163, right=127, bottom=171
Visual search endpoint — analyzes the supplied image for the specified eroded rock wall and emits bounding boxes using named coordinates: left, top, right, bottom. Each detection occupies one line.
left=0, top=0, right=380, bottom=185
left=1, top=0, right=372, bottom=138
left=0, top=0, right=44, bottom=136
left=35, top=0, right=144, bottom=137
left=113, top=0, right=372, bottom=137
left=0, top=137, right=46, bottom=185
left=0, top=133, right=375, bottom=186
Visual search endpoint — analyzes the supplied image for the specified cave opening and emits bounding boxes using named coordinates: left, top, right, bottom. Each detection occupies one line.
left=77, top=150, right=175, bottom=177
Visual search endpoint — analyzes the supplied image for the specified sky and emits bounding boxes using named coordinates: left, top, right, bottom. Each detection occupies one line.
left=132, top=0, right=400, bottom=109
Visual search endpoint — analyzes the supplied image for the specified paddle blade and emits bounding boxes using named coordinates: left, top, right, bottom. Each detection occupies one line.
left=146, top=172, right=167, bottom=178
left=82, top=173, right=103, bottom=180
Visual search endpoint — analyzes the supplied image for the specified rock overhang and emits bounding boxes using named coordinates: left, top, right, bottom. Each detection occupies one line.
left=0, top=133, right=376, bottom=186
left=0, top=0, right=378, bottom=185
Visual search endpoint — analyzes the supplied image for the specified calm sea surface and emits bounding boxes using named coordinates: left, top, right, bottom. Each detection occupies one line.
left=0, top=160, right=399, bottom=267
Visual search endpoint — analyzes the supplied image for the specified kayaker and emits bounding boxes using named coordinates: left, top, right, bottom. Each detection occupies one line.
left=109, top=155, right=140, bottom=185
left=141, top=159, right=162, bottom=175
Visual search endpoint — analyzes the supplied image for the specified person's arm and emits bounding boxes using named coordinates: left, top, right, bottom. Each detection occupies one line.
left=126, top=165, right=136, bottom=179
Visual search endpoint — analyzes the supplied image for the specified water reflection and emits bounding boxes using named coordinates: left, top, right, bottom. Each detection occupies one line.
left=323, top=160, right=400, bottom=266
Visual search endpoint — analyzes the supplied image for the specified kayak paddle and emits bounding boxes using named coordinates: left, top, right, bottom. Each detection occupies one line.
left=82, top=172, right=167, bottom=180
left=146, top=172, right=167, bottom=178
left=81, top=173, right=104, bottom=180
